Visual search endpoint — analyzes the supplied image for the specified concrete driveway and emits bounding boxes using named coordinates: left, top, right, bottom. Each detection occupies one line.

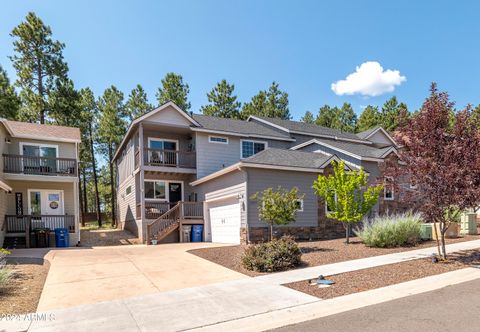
left=12, top=243, right=247, bottom=311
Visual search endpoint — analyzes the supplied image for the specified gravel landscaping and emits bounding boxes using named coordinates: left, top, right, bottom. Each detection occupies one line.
left=0, top=260, right=50, bottom=314
left=284, top=249, right=480, bottom=299
left=188, top=235, right=480, bottom=277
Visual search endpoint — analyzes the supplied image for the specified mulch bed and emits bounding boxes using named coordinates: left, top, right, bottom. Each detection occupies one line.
left=0, top=260, right=50, bottom=314
left=188, top=235, right=480, bottom=277
left=284, top=249, right=480, bottom=299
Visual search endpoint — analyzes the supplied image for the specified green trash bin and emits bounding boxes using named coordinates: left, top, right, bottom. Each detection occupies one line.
left=420, top=223, right=432, bottom=240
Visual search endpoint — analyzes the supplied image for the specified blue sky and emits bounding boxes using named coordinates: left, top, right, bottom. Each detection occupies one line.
left=1, top=0, right=479, bottom=120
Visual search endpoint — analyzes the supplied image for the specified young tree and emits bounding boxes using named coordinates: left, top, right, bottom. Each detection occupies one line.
left=241, top=82, right=290, bottom=120
left=125, top=84, right=152, bottom=121
left=0, top=65, right=20, bottom=120
left=313, top=160, right=383, bottom=243
left=300, top=111, right=315, bottom=124
left=389, top=84, right=480, bottom=259
left=79, top=88, right=102, bottom=227
left=10, top=12, right=68, bottom=123
left=356, top=105, right=381, bottom=132
left=156, top=72, right=190, bottom=111
left=200, top=79, right=241, bottom=118
left=97, top=86, right=127, bottom=226
left=251, top=187, right=304, bottom=241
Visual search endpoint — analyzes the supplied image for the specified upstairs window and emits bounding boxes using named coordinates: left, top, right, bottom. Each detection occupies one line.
left=241, top=140, right=266, bottom=159
left=384, top=177, right=394, bottom=200
left=208, top=136, right=228, bottom=144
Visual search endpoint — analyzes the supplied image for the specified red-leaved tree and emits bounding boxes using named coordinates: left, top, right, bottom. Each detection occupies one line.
left=388, top=83, right=480, bottom=259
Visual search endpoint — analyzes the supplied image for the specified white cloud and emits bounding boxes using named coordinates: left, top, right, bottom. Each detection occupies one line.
left=331, top=61, right=406, bottom=97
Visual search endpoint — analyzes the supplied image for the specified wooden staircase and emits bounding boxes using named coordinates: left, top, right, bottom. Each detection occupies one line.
left=146, top=201, right=204, bottom=244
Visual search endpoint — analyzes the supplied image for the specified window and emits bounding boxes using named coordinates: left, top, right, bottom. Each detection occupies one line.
left=294, top=199, right=304, bottom=212
left=125, top=186, right=132, bottom=196
left=325, top=191, right=337, bottom=214
left=241, top=140, right=266, bottom=158
left=21, top=143, right=58, bottom=171
left=208, top=136, right=228, bottom=144
left=384, top=177, right=394, bottom=200
left=144, top=181, right=166, bottom=200
left=148, top=138, right=178, bottom=151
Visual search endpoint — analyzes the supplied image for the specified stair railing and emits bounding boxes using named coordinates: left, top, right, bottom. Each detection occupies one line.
left=146, top=202, right=181, bottom=244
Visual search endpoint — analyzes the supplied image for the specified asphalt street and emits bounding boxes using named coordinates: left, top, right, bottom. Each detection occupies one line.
left=275, top=277, right=480, bottom=332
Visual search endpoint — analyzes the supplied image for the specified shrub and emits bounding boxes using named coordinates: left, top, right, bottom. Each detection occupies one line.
left=0, top=248, right=12, bottom=288
left=242, top=236, right=302, bottom=272
left=355, top=212, right=422, bottom=248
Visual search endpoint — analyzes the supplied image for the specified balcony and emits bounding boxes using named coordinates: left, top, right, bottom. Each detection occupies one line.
left=135, top=148, right=196, bottom=171
left=3, top=154, right=78, bottom=177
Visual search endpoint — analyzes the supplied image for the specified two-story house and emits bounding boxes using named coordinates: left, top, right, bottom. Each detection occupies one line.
left=114, top=102, right=406, bottom=245
left=0, top=119, right=81, bottom=248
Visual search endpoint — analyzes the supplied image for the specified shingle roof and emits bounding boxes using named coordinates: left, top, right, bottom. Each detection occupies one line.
left=191, top=114, right=292, bottom=140
left=312, top=138, right=393, bottom=159
left=2, top=120, right=81, bottom=142
left=252, top=116, right=367, bottom=141
left=242, top=148, right=333, bottom=169
left=356, top=127, right=380, bottom=139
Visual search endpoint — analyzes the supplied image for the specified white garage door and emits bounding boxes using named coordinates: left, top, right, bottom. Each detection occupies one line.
left=209, top=203, right=241, bottom=244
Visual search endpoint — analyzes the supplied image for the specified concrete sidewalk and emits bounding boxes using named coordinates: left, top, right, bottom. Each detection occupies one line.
left=255, top=239, right=480, bottom=285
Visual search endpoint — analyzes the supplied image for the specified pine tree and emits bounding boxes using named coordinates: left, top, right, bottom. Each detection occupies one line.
left=241, top=82, right=290, bottom=119
left=10, top=12, right=68, bottom=123
left=380, top=96, right=410, bottom=132
left=125, top=84, right=152, bottom=121
left=200, top=80, right=241, bottom=118
left=301, top=111, right=315, bottom=124
left=315, top=105, right=338, bottom=128
left=97, top=86, right=127, bottom=226
left=156, top=72, right=190, bottom=111
left=334, top=103, right=357, bottom=132
left=356, top=105, right=381, bottom=132
left=0, top=65, right=20, bottom=120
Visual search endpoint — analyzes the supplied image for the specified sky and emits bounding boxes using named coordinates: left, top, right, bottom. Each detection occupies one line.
left=1, top=0, right=479, bottom=120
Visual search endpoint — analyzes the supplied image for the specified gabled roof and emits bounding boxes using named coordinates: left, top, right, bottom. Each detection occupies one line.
left=248, top=116, right=371, bottom=144
left=1, top=119, right=81, bottom=143
left=291, top=138, right=397, bottom=161
left=356, top=126, right=398, bottom=146
left=191, top=114, right=294, bottom=141
left=242, top=148, right=337, bottom=169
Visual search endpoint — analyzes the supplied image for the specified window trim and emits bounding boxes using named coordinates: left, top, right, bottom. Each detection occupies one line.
left=240, top=139, right=268, bottom=159
left=384, top=176, right=395, bottom=201
left=144, top=179, right=184, bottom=202
left=208, top=135, right=229, bottom=144
left=295, top=199, right=304, bottom=212
left=147, top=137, right=179, bottom=151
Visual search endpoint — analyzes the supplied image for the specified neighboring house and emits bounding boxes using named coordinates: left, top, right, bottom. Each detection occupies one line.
left=0, top=119, right=81, bottom=248
left=114, top=101, right=407, bottom=244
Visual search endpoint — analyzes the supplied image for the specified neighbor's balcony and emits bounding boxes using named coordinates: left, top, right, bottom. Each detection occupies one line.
left=135, top=148, right=196, bottom=170
left=3, top=154, right=78, bottom=177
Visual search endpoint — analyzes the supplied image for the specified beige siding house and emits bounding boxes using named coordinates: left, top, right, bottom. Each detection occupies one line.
left=114, top=102, right=404, bottom=245
left=0, top=119, right=81, bottom=248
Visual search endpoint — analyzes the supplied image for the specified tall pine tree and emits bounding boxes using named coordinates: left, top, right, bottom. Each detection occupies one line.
left=316, top=105, right=338, bottom=128
left=240, top=82, right=290, bottom=119
left=125, top=84, right=152, bottom=121
left=156, top=72, right=190, bottom=111
left=301, top=111, right=315, bottom=124
left=356, top=105, right=381, bottom=132
left=0, top=64, right=20, bottom=120
left=10, top=12, right=68, bottom=123
left=380, top=96, right=410, bottom=132
left=200, top=79, right=241, bottom=118
left=334, top=103, right=357, bottom=132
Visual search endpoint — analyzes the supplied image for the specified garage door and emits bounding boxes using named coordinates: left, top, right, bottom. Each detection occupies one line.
left=209, top=203, right=241, bottom=244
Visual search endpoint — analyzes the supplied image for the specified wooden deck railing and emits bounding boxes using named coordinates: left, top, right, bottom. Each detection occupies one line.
left=145, top=201, right=203, bottom=244
left=3, top=154, right=77, bottom=176
left=4, top=215, right=75, bottom=233
left=143, top=148, right=196, bottom=168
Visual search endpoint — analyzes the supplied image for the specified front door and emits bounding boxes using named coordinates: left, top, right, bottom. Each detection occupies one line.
left=29, top=190, right=64, bottom=215
left=168, top=182, right=182, bottom=207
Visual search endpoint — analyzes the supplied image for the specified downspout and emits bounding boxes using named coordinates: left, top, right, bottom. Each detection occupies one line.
left=241, top=165, right=249, bottom=245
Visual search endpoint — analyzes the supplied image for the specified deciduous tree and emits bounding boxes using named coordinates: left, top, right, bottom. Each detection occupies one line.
left=10, top=12, right=68, bottom=123
left=156, top=72, right=190, bottom=111
left=313, top=160, right=383, bottom=243
left=200, top=79, right=241, bottom=118
left=251, top=187, right=304, bottom=241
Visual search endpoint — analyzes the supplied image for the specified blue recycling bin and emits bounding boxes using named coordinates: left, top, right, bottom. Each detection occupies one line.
left=54, top=228, right=69, bottom=247
left=191, top=225, right=203, bottom=242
